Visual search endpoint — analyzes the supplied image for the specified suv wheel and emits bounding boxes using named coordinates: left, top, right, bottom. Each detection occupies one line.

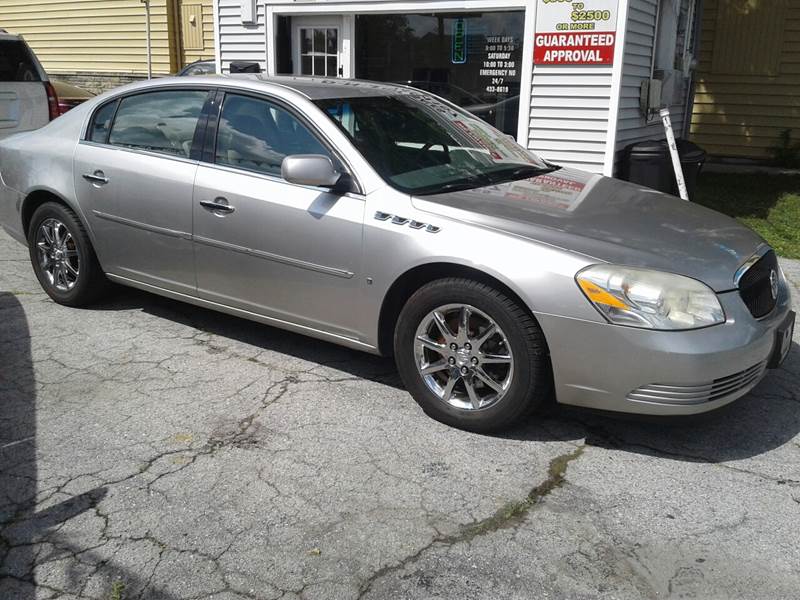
left=394, top=278, right=552, bottom=432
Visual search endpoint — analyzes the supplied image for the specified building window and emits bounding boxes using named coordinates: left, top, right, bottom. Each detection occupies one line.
left=354, top=12, right=524, bottom=136
left=299, top=27, right=339, bottom=76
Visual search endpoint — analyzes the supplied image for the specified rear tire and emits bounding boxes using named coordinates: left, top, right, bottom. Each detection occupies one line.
left=27, top=202, right=108, bottom=306
left=394, top=278, right=552, bottom=432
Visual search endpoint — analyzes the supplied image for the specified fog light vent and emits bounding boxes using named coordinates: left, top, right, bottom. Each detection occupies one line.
left=627, top=362, right=766, bottom=405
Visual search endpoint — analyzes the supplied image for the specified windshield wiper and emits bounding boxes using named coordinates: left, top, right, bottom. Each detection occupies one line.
left=415, top=175, right=493, bottom=196
left=486, top=164, right=561, bottom=185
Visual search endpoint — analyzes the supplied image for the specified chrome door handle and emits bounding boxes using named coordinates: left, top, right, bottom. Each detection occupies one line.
left=199, top=198, right=235, bottom=214
left=82, top=171, right=109, bottom=184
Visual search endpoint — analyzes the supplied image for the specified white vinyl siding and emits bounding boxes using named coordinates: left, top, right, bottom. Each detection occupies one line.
left=615, top=0, right=693, bottom=170
left=216, top=0, right=266, bottom=72
left=528, top=66, right=613, bottom=173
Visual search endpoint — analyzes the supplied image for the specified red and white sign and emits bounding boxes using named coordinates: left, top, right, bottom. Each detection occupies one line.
left=534, top=0, right=619, bottom=65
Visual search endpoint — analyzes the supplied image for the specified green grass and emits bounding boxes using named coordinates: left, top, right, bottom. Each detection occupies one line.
left=693, top=172, right=800, bottom=259
left=109, top=581, right=125, bottom=600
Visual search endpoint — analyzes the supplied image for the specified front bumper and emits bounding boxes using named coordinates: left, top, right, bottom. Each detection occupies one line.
left=537, top=281, right=793, bottom=415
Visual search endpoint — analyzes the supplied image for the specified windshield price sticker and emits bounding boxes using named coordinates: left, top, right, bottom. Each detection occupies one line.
left=534, top=0, right=619, bottom=65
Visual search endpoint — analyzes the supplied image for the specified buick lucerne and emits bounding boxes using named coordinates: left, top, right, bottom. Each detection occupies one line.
left=0, top=75, right=794, bottom=431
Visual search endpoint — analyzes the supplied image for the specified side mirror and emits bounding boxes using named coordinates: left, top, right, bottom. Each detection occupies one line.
left=281, top=154, right=342, bottom=188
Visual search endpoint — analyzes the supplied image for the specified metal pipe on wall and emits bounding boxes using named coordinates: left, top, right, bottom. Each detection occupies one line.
left=682, top=0, right=703, bottom=138
left=141, top=0, right=153, bottom=79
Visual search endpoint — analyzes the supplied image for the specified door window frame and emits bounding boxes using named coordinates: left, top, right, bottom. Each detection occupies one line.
left=264, top=0, right=536, bottom=146
left=80, top=85, right=216, bottom=164
left=201, top=87, right=364, bottom=195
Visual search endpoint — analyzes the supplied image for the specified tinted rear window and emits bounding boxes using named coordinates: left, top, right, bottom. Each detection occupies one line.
left=0, top=40, right=41, bottom=82
left=108, top=90, right=208, bottom=157
left=182, top=62, right=215, bottom=76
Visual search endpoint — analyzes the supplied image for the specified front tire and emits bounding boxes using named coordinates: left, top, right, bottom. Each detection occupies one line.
left=28, top=202, right=107, bottom=306
left=394, top=278, right=552, bottom=432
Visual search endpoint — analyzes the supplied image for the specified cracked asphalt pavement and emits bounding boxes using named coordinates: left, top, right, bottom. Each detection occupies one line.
left=1, top=227, right=799, bottom=600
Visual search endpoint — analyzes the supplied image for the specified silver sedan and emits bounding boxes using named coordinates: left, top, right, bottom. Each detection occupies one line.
left=0, top=75, right=794, bottom=431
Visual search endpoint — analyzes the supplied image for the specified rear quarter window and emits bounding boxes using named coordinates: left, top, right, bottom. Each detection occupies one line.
left=87, top=100, right=119, bottom=143
left=0, top=40, right=41, bottom=82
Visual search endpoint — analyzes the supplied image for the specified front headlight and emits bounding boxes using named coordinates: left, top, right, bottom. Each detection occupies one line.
left=576, top=265, right=725, bottom=330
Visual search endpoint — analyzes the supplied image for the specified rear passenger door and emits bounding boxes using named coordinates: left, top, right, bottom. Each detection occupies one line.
left=0, top=37, right=48, bottom=138
left=74, top=88, right=210, bottom=295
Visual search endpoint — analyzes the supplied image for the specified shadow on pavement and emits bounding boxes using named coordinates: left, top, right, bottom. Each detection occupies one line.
left=0, top=292, right=177, bottom=599
left=507, top=341, right=800, bottom=464
left=0, top=292, right=40, bottom=598
left=91, top=285, right=403, bottom=387
left=88, top=288, right=800, bottom=466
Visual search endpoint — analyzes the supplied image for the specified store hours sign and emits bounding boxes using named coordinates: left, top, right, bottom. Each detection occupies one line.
left=534, top=0, right=619, bottom=65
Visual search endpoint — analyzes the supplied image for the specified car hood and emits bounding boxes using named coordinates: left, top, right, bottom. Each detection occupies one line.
left=411, top=167, right=764, bottom=292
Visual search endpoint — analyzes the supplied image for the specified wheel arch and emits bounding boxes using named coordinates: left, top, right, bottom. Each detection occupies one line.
left=21, top=188, right=92, bottom=242
left=377, top=262, right=543, bottom=356
left=19, top=188, right=76, bottom=239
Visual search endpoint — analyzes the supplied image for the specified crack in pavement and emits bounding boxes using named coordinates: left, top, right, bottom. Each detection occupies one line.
left=356, top=445, right=586, bottom=599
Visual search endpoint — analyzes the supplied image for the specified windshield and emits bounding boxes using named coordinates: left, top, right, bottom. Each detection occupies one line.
left=314, top=92, right=555, bottom=195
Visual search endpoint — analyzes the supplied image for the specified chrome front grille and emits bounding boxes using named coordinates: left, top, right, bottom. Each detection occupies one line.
left=627, top=362, right=767, bottom=405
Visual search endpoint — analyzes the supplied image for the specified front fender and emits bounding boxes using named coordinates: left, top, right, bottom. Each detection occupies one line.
left=359, top=201, right=606, bottom=349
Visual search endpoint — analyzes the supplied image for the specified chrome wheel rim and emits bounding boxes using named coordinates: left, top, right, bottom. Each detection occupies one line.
left=36, top=218, right=80, bottom=292
left=414, top=303, right=514, bottom=411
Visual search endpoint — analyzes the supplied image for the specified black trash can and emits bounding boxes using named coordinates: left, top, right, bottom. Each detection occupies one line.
left=621, top=139, right=706, bottom=198
left=621, top=140, right=673, bottom=194
left=229, top=61, right=261, bottom=73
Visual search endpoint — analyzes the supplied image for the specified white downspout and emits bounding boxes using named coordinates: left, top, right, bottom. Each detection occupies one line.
left=141, top=0, right=153, bottom=79
left=661, top=107, right=689, bottom=200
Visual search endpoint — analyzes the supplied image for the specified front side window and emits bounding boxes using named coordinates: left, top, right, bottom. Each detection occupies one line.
left=315, top=91, right=552, bottom=195
left=215, top=93, right=330, bottom=176
left=108, top=90, right=208, bottom=157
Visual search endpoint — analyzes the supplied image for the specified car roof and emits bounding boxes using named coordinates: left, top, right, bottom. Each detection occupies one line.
left=97, top=74, right=425, bottom=107
left=219, top=74, right=415, bottom=100
left=0, top=31, right=23, bottom=41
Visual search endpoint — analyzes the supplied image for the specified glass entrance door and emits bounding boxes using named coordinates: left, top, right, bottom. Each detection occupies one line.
left=298, top=27, right=340, bottom=76
left=283, top=16, right=346, bottom=78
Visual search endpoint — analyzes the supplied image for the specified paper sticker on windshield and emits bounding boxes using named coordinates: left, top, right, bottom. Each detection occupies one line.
left=451, top=119, right=536, bottom=164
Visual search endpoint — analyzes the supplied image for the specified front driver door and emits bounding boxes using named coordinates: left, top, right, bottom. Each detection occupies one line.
left=192, top=91, right=365, bottom=338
